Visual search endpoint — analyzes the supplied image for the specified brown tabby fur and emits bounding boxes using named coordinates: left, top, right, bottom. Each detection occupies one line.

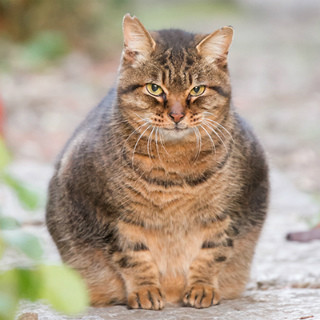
left=46, top=14, right=269, bottom=310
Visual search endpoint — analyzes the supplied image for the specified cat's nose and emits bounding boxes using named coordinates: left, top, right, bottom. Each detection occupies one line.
left=169, top=112, right=185, bottom=123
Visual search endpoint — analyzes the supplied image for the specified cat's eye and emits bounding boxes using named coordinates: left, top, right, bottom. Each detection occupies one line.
left=190, top=85, right=206, bottom=97
left=146, top=83, right=164, bottom=96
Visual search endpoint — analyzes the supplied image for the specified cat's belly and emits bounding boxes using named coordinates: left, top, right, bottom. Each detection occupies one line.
left=146, top=228, right=203, bottom=303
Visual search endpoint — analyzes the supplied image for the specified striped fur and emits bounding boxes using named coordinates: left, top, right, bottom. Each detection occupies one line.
left=46, top=15, right=269, bottom=310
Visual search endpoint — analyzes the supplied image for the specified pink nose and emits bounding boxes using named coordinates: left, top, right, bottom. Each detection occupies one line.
left=169, top=112, right=185, bottom=123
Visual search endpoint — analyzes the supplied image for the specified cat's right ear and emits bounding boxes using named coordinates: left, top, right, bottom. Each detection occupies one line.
left=196, top=26, right=233, bottom=65
left=122, top=14, right=156, bottom=64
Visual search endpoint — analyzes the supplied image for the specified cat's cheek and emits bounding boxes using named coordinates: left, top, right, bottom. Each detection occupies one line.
left=119, top=95, right=151, bottom=110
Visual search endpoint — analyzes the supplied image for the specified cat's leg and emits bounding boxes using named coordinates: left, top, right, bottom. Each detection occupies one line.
left=61, top=247, right=127, bottom=307
left=182, top=237, right=234, bottom=308
left=111, top=221, right=165, bottom=310
left=218, top=228, right=261, bottom=300
left=183, top=228, right=261, bottom=308
left=85, top=264, right=126, bottom=307
left=111, top=249, right=165, bottom=310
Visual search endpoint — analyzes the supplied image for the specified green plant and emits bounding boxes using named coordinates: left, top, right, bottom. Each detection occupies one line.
left=0, top=138, right=89, bottom=320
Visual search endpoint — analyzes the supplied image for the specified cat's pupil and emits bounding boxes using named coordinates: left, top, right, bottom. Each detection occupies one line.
left=152, top=84, right=159, bottom=92
left=193, top=86, right=200, bottom=93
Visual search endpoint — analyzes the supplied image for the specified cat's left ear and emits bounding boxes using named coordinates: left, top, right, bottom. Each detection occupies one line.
left=122, top=14, right=156, bottom=64
left=196, top=26, right=233, bottom=64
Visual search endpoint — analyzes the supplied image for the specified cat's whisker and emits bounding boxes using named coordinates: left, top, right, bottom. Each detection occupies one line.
left=203, top=121, right=228, bottom=154
left=192, top=128, right=199, bottom=161
left=122, top=121, right=150, bottom=158
left=147, top=127, right=155, bottom=160
left=193, top=126, right=202, bottom=162
left=155, top=128, right=162, bottom=163
left=158, top=128, right=169, bottom=155
left=199, top=124, right=216, bottom=154
left=203, top=116, right=234, bottom=143
left=205, top=118, right=231, bottom=138
left=133, top=112, right=149, bottom=122
left=132, top=125, right=152, bottom=166
left=210, top=123, right=228, bottom=141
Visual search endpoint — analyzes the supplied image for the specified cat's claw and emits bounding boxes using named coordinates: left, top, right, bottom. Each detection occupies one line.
left=183, top=284, right=220, bottom=308
left=127, top=286, right=165, bottom=310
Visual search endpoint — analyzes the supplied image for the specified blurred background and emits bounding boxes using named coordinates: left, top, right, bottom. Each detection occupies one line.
left=0, top=0, right=319, bottom=208
left=0, top=1, right=320, bottom=317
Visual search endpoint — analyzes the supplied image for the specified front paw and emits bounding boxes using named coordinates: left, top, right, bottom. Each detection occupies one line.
left=127, top=286, right=165, bottom=310
left=183, top=284, right=220, bottom=308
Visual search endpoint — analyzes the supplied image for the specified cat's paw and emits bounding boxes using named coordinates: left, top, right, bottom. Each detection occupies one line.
left=183, top=284, right=220, bottom=308
left=127, top=286, right=165, bottom=310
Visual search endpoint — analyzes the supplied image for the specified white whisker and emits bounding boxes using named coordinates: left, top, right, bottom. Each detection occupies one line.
left=133, top=112, right=149, bottom=122
left=159, top=128, right=169, bottom=155
left=155, top=128, right=161, bottom=161
left=192, top=127, right=200, bottom=162
left=203, top=121, right=228, bottom=153
left=199, top=124, right=216, bottom=154
left=203, top=113, right=234, bottom=142
left=132, top=125, right=152, bottom=166
left=147, top=127, right=155, bottom=160
left=124, top=122, right=149, bottom=146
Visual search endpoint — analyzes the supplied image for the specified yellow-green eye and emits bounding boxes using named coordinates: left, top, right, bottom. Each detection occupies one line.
left=146, top=83, right=163, bottom=96
left=190, top=85, right=206, bottom=96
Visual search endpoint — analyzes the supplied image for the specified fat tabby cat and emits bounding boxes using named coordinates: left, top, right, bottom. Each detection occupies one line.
left=46, top=14, right=269, bottom=310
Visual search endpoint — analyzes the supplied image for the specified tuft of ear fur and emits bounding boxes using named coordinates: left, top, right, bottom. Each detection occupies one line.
left=122, top=14, right=156, bottom=64
left=196, top=26, right=233, bottom=64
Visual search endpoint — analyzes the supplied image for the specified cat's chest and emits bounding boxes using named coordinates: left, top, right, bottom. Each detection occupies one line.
left=145, top=227, right=204, bottom=276
left=123, top=171, right=228, bottom=231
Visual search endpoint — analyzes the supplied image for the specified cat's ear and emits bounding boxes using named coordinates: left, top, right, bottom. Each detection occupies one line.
left=196, top=26, right=233, bottom=64
left=122, top=14, right=156, bottom=64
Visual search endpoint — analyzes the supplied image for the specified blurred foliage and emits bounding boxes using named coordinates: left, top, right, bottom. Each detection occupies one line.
left=0, top=266, right=89, bottom=320
left=0, top=0, right=239, bottom=64
left=0, top=139, right=39, bottom=210
left=0, top=0, right=133, bottom=59
left=0, top=138, right=89, bottom=320
left=21, top=30, right=69, bottom=68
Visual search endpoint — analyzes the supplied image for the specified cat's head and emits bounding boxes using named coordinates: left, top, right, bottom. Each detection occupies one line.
left=117, top=14, right=233, bottom=142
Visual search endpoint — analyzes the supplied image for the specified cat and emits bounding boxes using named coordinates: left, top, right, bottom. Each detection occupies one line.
left=46, top=14, right=269, bottom=310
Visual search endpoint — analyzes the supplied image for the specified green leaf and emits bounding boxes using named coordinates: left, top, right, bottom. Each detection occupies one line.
left=0, top=270, right=19, bottom=320
left=0, top=291, right=17, bottom=320
left=0, top=268, right=42, bottom=320
left=0, top=138, right=12, bottom=172
left=0, top=216, right=20, bottom=230
left=2, top=230, right=43, bottom=260
left=0, top=265, right=88, bottom=318
left=39, top=265, right=89, bottom=314
left=0, top=237, right=4, bottom=259
left=16, top=268, right=42, bottom=301
left=2, top=173, right=40, bottom=210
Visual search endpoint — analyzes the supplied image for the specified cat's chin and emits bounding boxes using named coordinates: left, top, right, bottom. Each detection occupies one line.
left=161, top=127, right=193, bottom=141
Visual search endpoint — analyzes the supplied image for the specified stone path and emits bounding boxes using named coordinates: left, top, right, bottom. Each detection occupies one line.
left=2, top=163, right=318, bottom=319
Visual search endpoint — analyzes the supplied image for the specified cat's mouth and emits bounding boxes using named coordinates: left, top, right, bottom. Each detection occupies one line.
left=163, top=126, right=188, bottom=132
left=161, top=125, right=193, bottom=141
left=174, top=126, right=187, bottom=131
left=163, top=123, right=188, bottom=131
